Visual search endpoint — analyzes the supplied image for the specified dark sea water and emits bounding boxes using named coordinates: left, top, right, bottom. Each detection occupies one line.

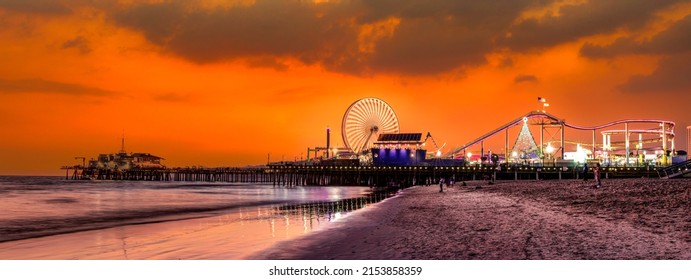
left=0, top=176, right=387, bottom=245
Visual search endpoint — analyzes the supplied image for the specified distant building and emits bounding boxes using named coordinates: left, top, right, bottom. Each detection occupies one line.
left=90, top=152, right=165, bottom=170
left=88, top=136, right=165, bottom=170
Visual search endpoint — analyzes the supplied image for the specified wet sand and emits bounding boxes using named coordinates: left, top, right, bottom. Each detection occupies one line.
left=251, top=179, right=691, bottom=260
left=0, top=206, right=333, bottom=259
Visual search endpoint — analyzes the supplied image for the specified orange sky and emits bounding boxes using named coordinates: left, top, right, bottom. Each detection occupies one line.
left=1, top=0, right=690, bottom=175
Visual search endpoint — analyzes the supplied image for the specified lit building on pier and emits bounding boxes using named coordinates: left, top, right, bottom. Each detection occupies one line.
left=88, top=136, right=165, bottom=170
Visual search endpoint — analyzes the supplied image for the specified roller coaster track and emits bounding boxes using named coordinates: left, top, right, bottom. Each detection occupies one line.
left=448, top=111, right=675, bottom=156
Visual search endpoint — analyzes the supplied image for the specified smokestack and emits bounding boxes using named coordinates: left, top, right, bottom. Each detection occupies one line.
left=326, top=127, right=330, bottom=158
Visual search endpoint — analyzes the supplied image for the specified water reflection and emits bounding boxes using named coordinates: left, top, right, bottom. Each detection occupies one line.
left=277, top=189, right=396, bottom=221
left=0, top=188, right=400, bottom=259
left=237, top=189, right=399, bottom=238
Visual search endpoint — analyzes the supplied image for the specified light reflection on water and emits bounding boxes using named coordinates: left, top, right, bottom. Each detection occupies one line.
left=0, top=185, right=398, bottom=259
left=0, top=176, right=377, bottom=243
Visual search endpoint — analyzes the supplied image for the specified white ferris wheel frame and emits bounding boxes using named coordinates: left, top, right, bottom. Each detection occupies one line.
left=341, top=98, right=400, bottom=154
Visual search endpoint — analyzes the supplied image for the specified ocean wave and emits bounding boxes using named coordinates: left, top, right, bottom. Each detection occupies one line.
left=0, top=199, right=293, bottom=243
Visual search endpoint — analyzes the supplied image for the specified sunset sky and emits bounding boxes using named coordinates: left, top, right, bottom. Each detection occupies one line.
left=1, top=0, right=690, bottom=175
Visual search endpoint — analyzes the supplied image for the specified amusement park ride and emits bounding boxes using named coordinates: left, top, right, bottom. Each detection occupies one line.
left=305, top=97, right=683, bottom=168
left=62, top=97, right=691, bottom=182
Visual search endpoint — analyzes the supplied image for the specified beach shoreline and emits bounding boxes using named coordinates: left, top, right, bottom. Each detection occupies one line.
left=0, top=183, right=390, bottom=260
left=250, top=178, right=690, bottom=260
left=1, top=178, right=688, bottom=260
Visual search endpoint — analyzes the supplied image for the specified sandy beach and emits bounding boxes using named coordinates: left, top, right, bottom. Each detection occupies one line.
left=251, top=178, right=690, bottom=260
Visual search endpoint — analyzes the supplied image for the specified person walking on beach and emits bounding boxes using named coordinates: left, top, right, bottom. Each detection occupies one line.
left=594, top=163, right=601, bottom=188
left=582, top=163, right=588, bottom=181
left=439, top=178, right=444, bottom=192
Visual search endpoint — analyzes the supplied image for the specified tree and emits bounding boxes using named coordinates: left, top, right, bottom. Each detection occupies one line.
left=511, top=121, right=539, bottom=160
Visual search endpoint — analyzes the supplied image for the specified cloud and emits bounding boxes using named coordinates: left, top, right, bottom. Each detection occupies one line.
left=577, top=14, right=691, bottom=94
left=113, top=1, right=349, bottom=62
left=499, top=57, right=514, bottom=68
left=152, top=93, right=193, bottom=103
left=62, top=36, right=92, bottom=54
left=107, top=0, right=690, bottom=77
left=618, top=53, right=691, bottom=93
left=501, top=0, right=684, bottom=51
left=514, top=74, right=538, bottom=84
left=0, top=0, right=71, bottom=15
left=580, top=14, right=691, bottom=58
left=0, top=78, right=114, bottom=96
left=502, top=0, right=683, bottom=51
left=110, top=0, right=534, bottom=75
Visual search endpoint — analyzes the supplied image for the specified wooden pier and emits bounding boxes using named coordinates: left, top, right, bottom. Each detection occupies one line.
left=61, top=166, right=270, bottom=183
left=62, top=164, right=662, bottom=186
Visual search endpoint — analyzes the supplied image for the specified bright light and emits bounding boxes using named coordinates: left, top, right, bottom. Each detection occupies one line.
left=436, top=150, right=442, bottom=157
left=543, top=103, right=549, bottom=107
left=546, top=143, right=554, bottom=154
left=467, top=152, right=472, bottom=158
left=574, top=144, right=587, bottom=163
left=511, top=151, right=518, bottom=158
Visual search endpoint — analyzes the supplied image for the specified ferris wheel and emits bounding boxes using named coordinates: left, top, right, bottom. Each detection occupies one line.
left=341, top=98, right=400, bottom=154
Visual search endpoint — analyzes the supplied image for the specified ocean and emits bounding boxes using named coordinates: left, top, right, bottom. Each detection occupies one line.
left=0, top=176, right=394, bottom=259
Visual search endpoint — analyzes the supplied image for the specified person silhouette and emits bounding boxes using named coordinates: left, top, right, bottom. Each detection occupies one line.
left=594, top=163, right=601, bottom=188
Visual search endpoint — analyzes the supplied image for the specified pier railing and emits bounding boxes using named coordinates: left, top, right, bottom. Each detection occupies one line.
left=657, top=159, right=691, bottom=179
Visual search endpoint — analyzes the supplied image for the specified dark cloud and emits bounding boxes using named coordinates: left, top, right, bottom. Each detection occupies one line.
left=108, top=0, right=689, bottom=76
left=618, top=53, right=691, bottom=93
left=62, top=36, right=91, bottom=54
left=0, top=78, right=114, bottom=96
left=581, top=14, right=691, bottom=58
left=114, top=1, right=352, bottom=63
left=0, top=0, right=71, bottom=15
left=499, top=57, right=514, bottom=68
left=502, top=0, right=682, bottom=51
left=577, top=15, right=691, bottom=94
left=111, top=0, right=533, bottom=75
left=153, top=93, right=192, bottom=103
left=514, top=74, right=538, bottom=83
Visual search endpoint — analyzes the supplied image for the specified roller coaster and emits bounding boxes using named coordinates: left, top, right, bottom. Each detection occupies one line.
left=447, top=111, right=676, bottom=165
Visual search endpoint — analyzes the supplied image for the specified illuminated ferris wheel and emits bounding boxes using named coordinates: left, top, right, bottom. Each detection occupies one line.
left=341, top=98, right=400, bottom=154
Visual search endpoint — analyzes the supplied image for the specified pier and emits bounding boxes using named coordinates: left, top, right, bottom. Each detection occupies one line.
left=60, top=99, right=684, bottom=185
left=61, top=164, right=661, bottom=186
left=61, top=166, right=270, bottom=183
